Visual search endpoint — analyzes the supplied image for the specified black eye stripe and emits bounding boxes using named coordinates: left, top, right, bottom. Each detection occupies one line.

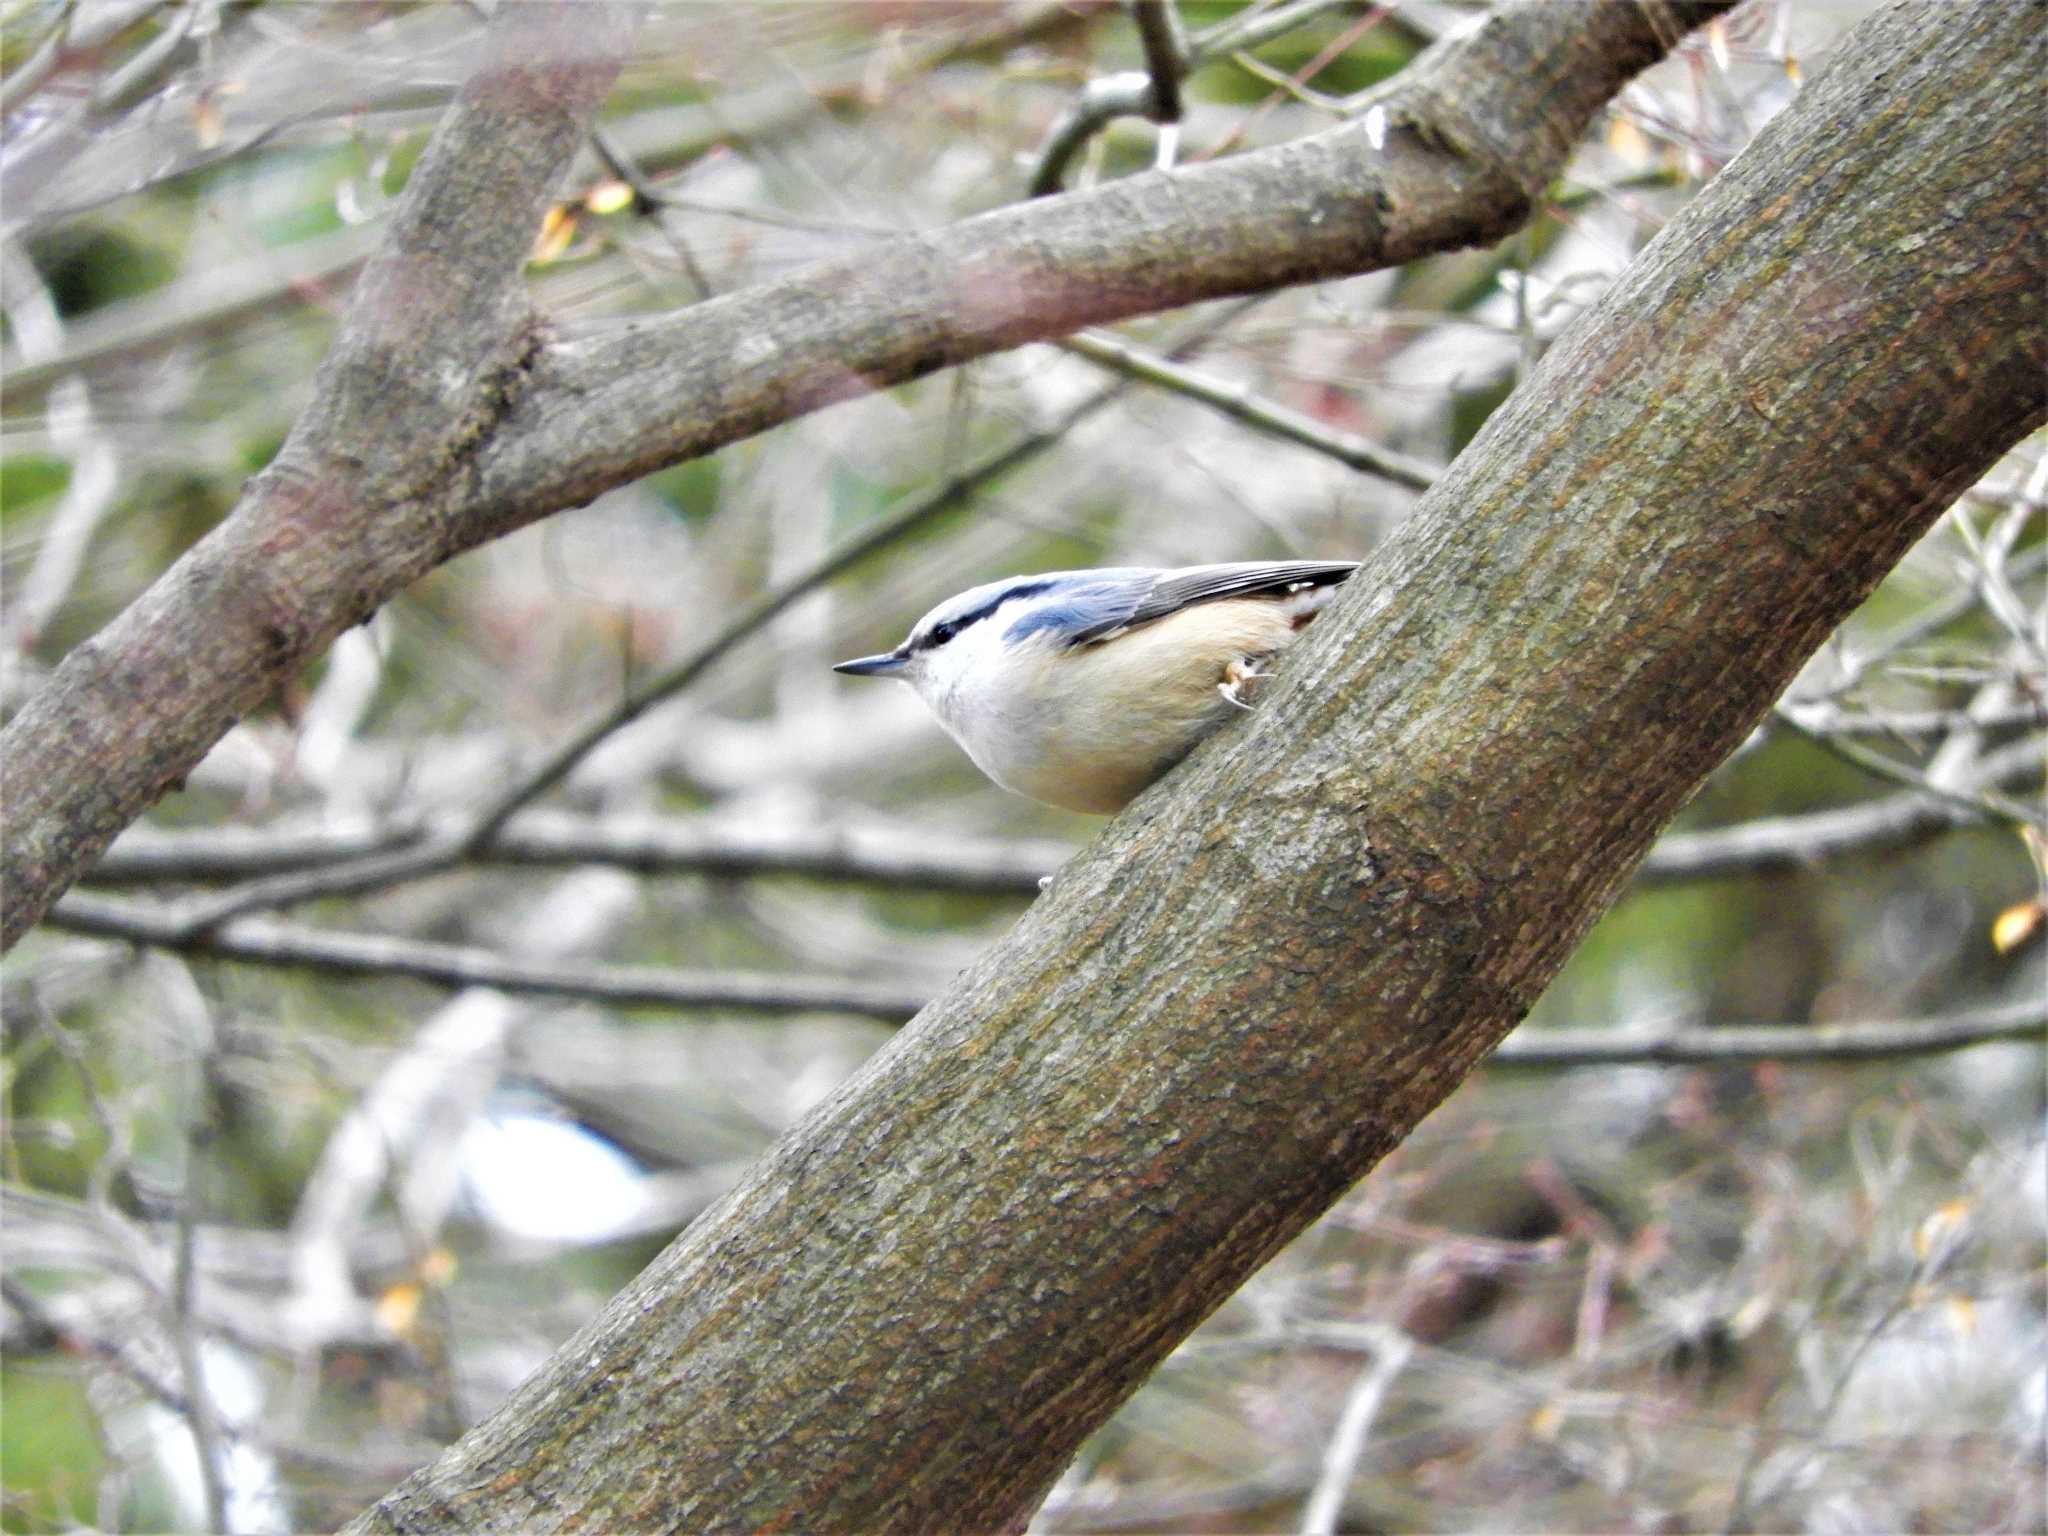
left=913, top=581, right=1053, bottom=652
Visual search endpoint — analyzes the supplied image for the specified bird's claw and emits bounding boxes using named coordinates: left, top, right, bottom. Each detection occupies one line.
left=1219, top=657, right=1269, bottom=710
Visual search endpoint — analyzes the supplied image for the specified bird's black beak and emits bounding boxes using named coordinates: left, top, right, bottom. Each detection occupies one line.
left=832, top=650, right=909, bottom=677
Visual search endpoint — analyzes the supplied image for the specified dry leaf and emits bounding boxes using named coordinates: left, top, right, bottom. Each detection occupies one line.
left=585, top=178, right=635, bottom=216
left=375, top=1280, right=423, bottom=1336
left=1991, top=899, right=2043, bottom=954
left=532, top=204, right=579, bottom=263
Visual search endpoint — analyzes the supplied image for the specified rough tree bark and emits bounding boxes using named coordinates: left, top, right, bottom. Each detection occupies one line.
left=343, top=2, right=2045, bottom=1532
left=0, top=0, right=1734, bottom=948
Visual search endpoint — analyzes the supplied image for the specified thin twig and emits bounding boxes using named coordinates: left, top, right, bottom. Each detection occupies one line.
left=590, top=124, right=714, bottom=301
left=1131, top=1, right=1190, bottom=125
left=1798, top=545, right=2045, bottom=708
left=1059, top=328, right=1438, bottom=491
left=0, top=1270, right=430, bottom=1490
left=1721, top=1253, right=1932, bottom=1532
left=1191, top=0, right=1354, bottom=59
left=1773, top=706, right=2045, bottom=830
left=1775, top=700, right=2045, bottom=737
left=49, top=893, right=932, bottom=1022
left=1300, top=1326, right=1411, bottom=1536
left=1226, top=49, right=1352, bottom=116
left=89, top=0, right=198, bottom=115
left=1027, top=0, right=1361, bottom=194
left=169, top=976, right=231, bottom=1536
left=1640, top=733, right=2042, bottom=882
left=91, top=811, right=1064, bottom=894
left=1489, top=1000, right=2043, bottom=1068
left=0, top=1272, right=193, bottom=1419
left=0, top=0, right=83, bottom=117
left=1948, top=500, right=2046, bottom=666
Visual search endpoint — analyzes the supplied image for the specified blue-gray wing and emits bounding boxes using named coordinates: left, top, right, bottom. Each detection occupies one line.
left=995, top=568, right=1157, bottom=648
left=1065, top=560, right=1358, bottom=646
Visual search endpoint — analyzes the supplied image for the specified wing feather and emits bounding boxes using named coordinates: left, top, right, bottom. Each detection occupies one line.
left=1067, top=560, right=1358, bottom=646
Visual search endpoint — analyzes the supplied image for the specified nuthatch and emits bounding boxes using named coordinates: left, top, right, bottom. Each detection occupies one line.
left=834, top=560, right=1358, bottom=813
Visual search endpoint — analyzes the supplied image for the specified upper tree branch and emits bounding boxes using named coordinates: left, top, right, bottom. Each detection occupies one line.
left=471, top=0, right=1733, bottom=523
left=1, top=0, right=1730, bottom=950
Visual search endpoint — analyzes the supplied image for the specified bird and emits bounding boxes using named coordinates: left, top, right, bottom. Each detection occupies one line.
left=834, top=560, right=1359, bottom=814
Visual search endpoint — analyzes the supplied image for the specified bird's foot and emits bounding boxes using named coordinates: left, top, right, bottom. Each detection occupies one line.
left=1219, top=657, right=1270, bottom=710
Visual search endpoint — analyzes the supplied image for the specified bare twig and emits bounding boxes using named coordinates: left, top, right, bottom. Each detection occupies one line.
left=0, top=1272, right=192, bottom=1419
left=1132, top=2, right=1190, bottom=124
left=0, top=240, right=123, bottom=656
left=1489, top=1000, right=2044, bottom=1067
left=1028, top=0, right=1365, bottom=194
left=93, top=810, right=1069, bottom=895
left=165, top=961, right=230, bottom=1536
left=1721, top=1252, right=1933, bottom=1532
left=1194, top=0, right=1369, bottom=61
left=1948, top=499, right=2045, bottom=665
left=0, top=1271, right=434, bottom=1489
left=0, top=0, right=85, bottom=117
left=589, top=124, right=714, bottom=301
left=89, top=0, right=199, bottom=115
left=1227, top=48, right=1353, bottom=117
left=1058, top=328, right=1438, bottom=491
left=1773, top=705, right=2045, bottom=830
left=1638, top=734, right=2043, bottom=882
left=1300, top=1325, right=1412, bottom=1536
left=1796, top=545, right=2045, bottom=709
left=46, top=893, right=931, bottom=1022
left=1775, top=700, right=2045, bottom=737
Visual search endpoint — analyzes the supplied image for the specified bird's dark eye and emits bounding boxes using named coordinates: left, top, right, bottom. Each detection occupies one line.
left=929, top=621, right=958, bottom=646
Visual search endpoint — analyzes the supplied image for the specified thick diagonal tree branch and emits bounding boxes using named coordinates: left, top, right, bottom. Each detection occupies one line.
left=0, top=0, right=1731, bottom=949
left=345, top=2, right=2045, bottom=1532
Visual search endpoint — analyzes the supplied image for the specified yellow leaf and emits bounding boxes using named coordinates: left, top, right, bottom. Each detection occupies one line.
left=585, top=179, right=635, bottom=216
left=1607, top=115, right=1652, bottom=166
left=375, top=1281, right=422, bottom=1336
left=531, top=204, right=578, bottom=264
left=1991, top=899, right=2044, bottom=954
left=1730, top=1293, right=1772, bottom=1337
left=1784, top=56, right=1803, bottom=86
left=419, top=1246, right=459, bottom=1287
left=1945, top=1294, right=1977, bottom=1338
left=1914, top=1197, right=1972, bottom=1260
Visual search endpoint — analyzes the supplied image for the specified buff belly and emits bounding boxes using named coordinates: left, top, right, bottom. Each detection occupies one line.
left=975, top=600, right=1304, bottom=814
